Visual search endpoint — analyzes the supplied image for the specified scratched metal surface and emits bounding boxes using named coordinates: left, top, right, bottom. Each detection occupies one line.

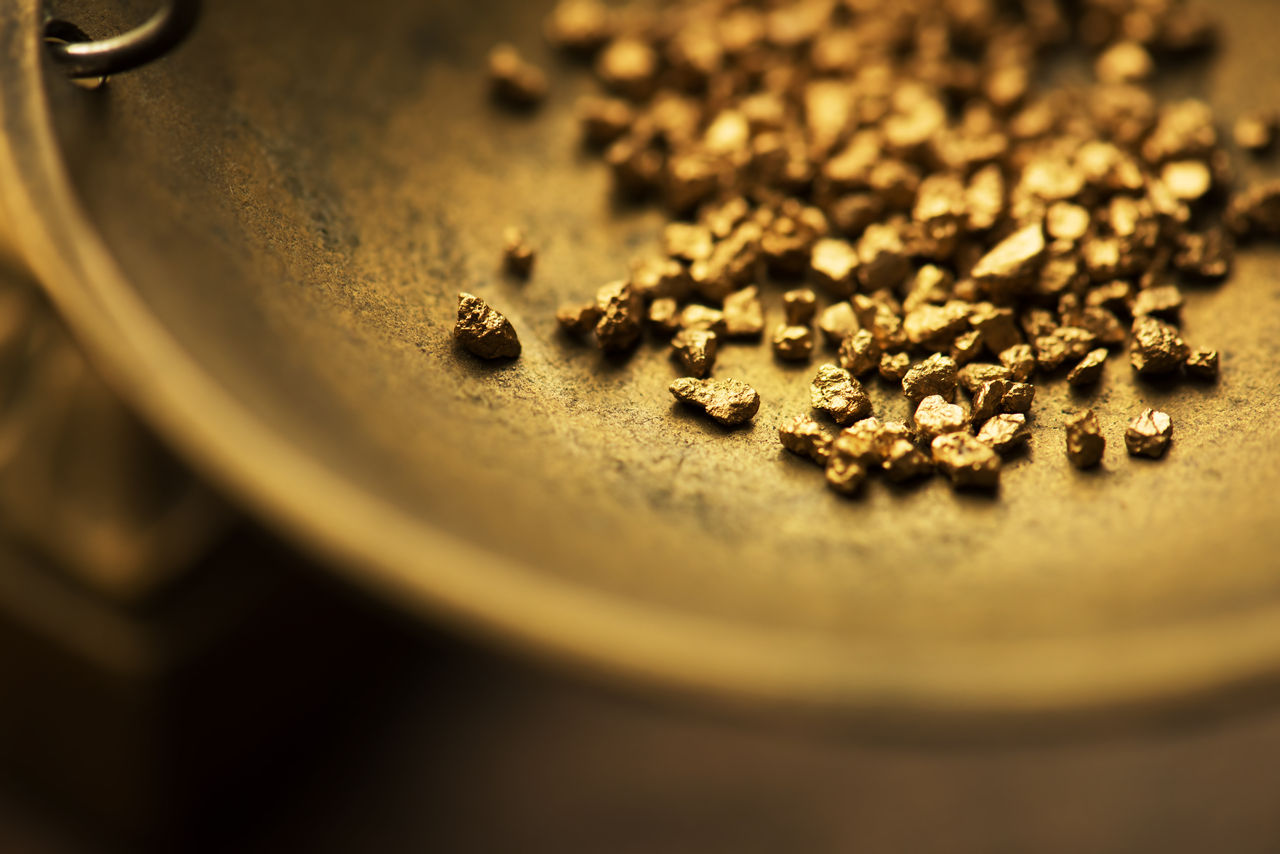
left=6, top=0, right=1280, bottom=721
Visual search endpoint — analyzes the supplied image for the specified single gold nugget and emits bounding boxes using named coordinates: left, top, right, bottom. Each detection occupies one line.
left=1095, top=41, right=1153, bottom=84
left=1186, top=347, right=1220, bottom=379
left=1001, top=382, right=1036, bottom=414
left=455, top=293, right=521, bottom=359
left=998, top=345, right=1036, bottom=382
left=950, top=329, right=984, bottom=365
left=831, top=418, right=901, bottom=467
left=856, top=223, right=909, bottom=291
left=663, top=222, right=714, bottom=264
left=1234, top=110, right=1277, bottom=153
left=904, top=302, right=971, bottom=351
left=818, top=301, right=859, bottom=347
left=970, top=379, right=1008, bottom=424
left=810, top=238, right=859, bottom=296
left=931, top=433, right=1001, bottom=489
left=502, top=226, right=535, bottom=278
left=902, top=353, right=958, bottom=403
left=722, top=286, right=765, bottom=339
left=902, top=265, right=954, bottom=314
left=838, top=329, right=880, bottom=376
left=969, top=304, right=1021, bottom=355
left=577, top=95, right=633, bottom=147
left=556, top=301, right=602, bottom=336
left=630, top=256, right=690, bottom=302
left=1066, top=348, right=1108, bottom=386
left=772, top=325, right=814, bottom=361
left=878, top=351, right=911, bottom=382
left=1132, top=284, right=1184, bottom=319
left=670, top=377, right=760, bottom=426
left=851, top=293, right=907, bottom=351
left=783, top=288, right=818, bottom=326
left=958, top=362, right=1013, bottom=394
left=1162, top=160, right=1213, bottom=201
left=544, top=0, right=614, bottom=54
left=1033, top=333, right=1070, bottom=372
left=1227, top=180, right=1280, bottom=237
left=1046, top=202, right=1091, bottom=242
left=913, top=395, right=967, bottom=440
left=825, top=456, right=867, bottom=496
left=671, top=329, right=719, bottom=378
left=647, top=297, right=680, bottom=337
left=810, top=364, right=871, bottom=425
left=779, top=415, right=833, bottom=465
left=1125, top=408, right=1173, bottom=458
left=881, top=438, right=933, bottom=483
left=596, top=36, right=659, bottom=100
left=977, top=413, right=1030, bottom=455
left=1129, top=315, right=1189, bottom=375
left=680, top=304, right=727, bottom=335
left=1064, top=410, right=1105, bottom=469
left=594, top=280, right=644, bottom=352
left=488, top=44, right=548, bottom=108
left=970, top=223, right=1046, bottom=298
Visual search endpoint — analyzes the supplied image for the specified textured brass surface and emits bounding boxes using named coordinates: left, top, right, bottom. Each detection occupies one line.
left=3, top=0, right=1280, bottom=722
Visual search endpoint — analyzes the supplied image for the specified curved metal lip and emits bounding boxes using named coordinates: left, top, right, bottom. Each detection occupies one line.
left=6, top=4, right=1280, bottom=730
left=44, top=0, right=201, bottom=79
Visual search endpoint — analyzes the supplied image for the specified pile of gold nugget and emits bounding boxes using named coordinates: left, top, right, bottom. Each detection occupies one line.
left=461, top=0, right=1280, bottom=495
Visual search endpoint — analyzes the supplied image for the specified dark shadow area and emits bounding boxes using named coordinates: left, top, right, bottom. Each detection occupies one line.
left=10, top=525, right=1280, bottom=853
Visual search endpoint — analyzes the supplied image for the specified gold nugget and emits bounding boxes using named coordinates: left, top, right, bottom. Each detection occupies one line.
left=902, top=353, right=958, bottom=403
left=1186, top=347, right=1220, bottom=379
left=779, top=415, right=833, bottom=465
left=502, top=226, right=535, bottom=278
left=670, top=378, right=760, bottom=426
left=931, top=433, right=1001, bottom=489
left=825, top=456, right=867, bottom=496
left=772, top=325, right=814, bottom=361
left=1125, top=409, right=1173, bottom=458
left=594, top=280, right=644, bottom=353
left=488, top=44, right=548, bottom=108
left=913, top=395, right=967, bottom=440
left=455, top=293, right=521, bottom=359
left=838, top=329, right=880, bottom=377
left=671, top=329, right=718, bottom=378
left=977, top=414, right=1030, bottom=455
left=722, top=286, right=765, bottom=339
left=810, top=365, right=871, bottom=425
left=1066, top=348, right=1108, bottom=386
left=1129, top=316, right=1189, bottom=375
left=1065, top=410, right=1105, bottom=469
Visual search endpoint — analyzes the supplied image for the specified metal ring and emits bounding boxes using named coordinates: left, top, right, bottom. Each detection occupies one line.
left=44, top=0, right=200, bottom=79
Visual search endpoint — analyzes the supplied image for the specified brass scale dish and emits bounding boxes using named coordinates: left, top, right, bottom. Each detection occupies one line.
left=3, top=0, right=1280, bottom=727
